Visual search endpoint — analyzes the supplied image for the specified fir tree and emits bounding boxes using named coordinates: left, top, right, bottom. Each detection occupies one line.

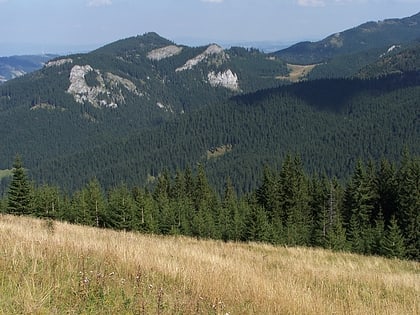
left=396, top=152, right=420, bottom=260
left=7, top=155, right=32, bottom=215
left=382, top=216, right=406, bottom=259
left=344, top=160, right=376, bottom=254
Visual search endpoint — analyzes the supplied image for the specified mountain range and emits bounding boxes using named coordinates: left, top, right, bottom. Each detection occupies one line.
left=0, top=54, right=57, bottom=84
left=0, top=12, right=419, bottom=193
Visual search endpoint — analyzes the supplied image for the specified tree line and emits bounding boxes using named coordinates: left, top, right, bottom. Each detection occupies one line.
left=2, top=152, right=418, bottom=261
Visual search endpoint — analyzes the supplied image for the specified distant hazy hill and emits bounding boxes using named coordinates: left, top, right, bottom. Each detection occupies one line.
left=0, top=54, right=57, bottom=83
left=274, top=12, right=420, bottom=65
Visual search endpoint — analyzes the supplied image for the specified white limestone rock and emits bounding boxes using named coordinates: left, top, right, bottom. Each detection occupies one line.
left=156, top=102, right=174, bottom=113
left=176, top=44, right=224, bottom=72
left=67, top=65, right=96, bottom=104
left=45, top=58, right=73, bottom=68
left=67, top=65, right=141, bottom=108
left=106, top=72, right=141, bottom=95
left=207, top=69, right=239, bottom=91
left=147, top=45, right=183, bottom=61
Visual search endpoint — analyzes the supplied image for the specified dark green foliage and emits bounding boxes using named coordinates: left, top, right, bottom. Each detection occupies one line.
left=358, top=43, right=420, bottom=79
left=382, top=216, right=406, bottom=259
left=344, top=160, right=376, bottom=254
left=107, top=184, right=137, bottom=231
left=395, top=151, right=420, bottom=260
left=2, top=153, right=419, bottom=261
left=6, top=155, right=32, bottom=215
left=31, top=184, right=65, bottom=219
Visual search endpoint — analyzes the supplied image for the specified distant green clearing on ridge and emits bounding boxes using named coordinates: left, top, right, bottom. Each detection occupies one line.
left=0, top=169, right=12, bottom=180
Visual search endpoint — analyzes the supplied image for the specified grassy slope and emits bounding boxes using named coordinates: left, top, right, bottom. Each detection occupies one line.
left=0, top=169, right=12, bottom=180
left=0, top=215, right=418, bottom=314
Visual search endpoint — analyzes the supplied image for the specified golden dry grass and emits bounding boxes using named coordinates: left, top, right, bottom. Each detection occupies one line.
left=277, top=64, right=318, bottom=82
left=0, top=214, right=418, bottom=314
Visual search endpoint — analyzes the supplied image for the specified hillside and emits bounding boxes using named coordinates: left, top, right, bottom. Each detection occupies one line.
left=357, top=42, right=420, bottom=78
left=274, top=12, right=420, bottom=65
left=0, top=15, right=419, bottom=195
left=1, top=214, right=418, bottom=314
left=29, top=70, right=420, bottom=193
left=0, top=33, right=288, bottom=177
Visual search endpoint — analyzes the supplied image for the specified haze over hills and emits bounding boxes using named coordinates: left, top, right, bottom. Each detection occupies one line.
left=0, top=13, right=419, bottom=194
left=0, top=54, right=57, bottom=84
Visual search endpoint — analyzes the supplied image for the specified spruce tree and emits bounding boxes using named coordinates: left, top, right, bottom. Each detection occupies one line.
left=108, top=184, right=137, bottom=231
left=382, top=216, right=406, bottom=259
left=7, top=155, right=32, bottom=215
left=396, top=152, right=419, bottom=260
left=344, top=160, right=376, bottom=254
left=32, top=184, right=63, bottom=219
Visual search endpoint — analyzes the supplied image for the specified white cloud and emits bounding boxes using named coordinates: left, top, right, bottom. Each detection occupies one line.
left=87, top=0, right=112, bottom=7
left=297, top=0, right=326, bottom=7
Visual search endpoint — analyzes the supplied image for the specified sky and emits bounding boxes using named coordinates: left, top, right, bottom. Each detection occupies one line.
left=0, top=0, right=419, bottom=56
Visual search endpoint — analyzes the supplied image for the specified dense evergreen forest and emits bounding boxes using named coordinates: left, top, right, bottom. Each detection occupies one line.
left=25, top=71, right=420, bottom=194
left=2, top=152, right=418, bottom=261
left=0, top=32, right=419, bottom=195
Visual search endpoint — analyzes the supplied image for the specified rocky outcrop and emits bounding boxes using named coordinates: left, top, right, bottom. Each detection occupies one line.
left=207, top=69, right=239, bottom=91
left=156, top=102, right=174, bottom=113
left=176, top=44, right=224, bottom=72
left=45, top=58, right=73, bottom=68
left=67, top=65, right=140, bottom=109
left=147, top=45, right=183, bottom=61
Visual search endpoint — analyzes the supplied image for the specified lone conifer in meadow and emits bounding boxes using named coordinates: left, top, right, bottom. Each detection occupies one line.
left=7, top=155, right=31, bottom=215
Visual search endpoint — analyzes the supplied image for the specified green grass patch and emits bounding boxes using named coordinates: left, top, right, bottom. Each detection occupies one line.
left=0, top=169, right=12, bottom=180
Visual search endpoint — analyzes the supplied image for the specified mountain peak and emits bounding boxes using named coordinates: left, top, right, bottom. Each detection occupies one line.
left=92, top=32, right=174, bottom=55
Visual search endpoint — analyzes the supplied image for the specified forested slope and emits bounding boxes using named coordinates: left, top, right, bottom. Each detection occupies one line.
left=29, top=71, right=420, bottom=193
left=274, top=12, right=420, bottom=64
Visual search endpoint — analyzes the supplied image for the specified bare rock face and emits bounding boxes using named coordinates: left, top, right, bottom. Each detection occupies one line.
left=67, top=65, right=140, bottom=109
left=207, top=69, right=239, bottom=91
left=176, top=44, right=225, bottom=72
left=156, top=102, right=174, bottom=113
left=147, top=45, right=183, bottom=61
left=67, top=65, right=98, bottom=104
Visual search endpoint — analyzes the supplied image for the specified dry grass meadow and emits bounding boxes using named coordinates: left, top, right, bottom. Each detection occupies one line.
left=0, top=214, right=418, bottom=314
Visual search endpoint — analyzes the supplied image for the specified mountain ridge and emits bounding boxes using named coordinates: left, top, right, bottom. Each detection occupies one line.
left=274, top=11, right=420, bottom=65
left=0, top=15, right=419, bottom=194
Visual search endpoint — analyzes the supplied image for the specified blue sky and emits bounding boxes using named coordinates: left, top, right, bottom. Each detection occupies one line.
left=0, top=0, right=419, bottom=55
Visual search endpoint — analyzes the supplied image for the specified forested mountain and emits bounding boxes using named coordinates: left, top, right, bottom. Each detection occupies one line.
left=0, top=32, right=288, bottom=185
left=357, top=42, right=420, bottom=78
left=0, top=54, right=57, bottom=83
left=0, top=16, right=419, bottom=196
left=29, top=70, right=420, bottom=193
left=274, top=12, right=420, bottom=65
left=0, top=15, right=419, bottom=261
